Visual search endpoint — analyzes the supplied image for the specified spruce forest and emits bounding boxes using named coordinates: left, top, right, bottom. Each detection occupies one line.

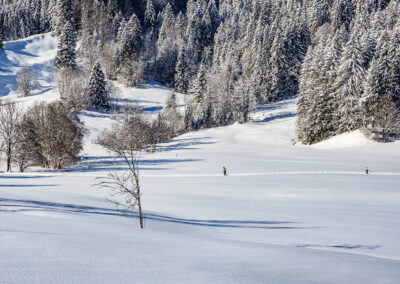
left=1, top=0, right=399, bottom=144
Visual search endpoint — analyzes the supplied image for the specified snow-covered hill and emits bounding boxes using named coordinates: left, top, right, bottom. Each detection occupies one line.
left=0, top=33, right=59, bottom=105
left=1, top=34, right=400, bottom=283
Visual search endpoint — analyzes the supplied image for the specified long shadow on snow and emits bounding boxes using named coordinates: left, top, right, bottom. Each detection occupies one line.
left=297, top=244, right=381, bottom=250
left=111, top=97, right=160, bottom=105
left=46, top=157, right=202, bottom=173
left=0, top=198, right=309, bottom=229
left=81, top=110, right=111, bottom=119
left=255, top=96, right=298, bottom=111
left=0, top=184, right=58, bottom=188
left=0, top=175, right=52, bottom=179
left=254, top=112, right=296, bottom=123
left=0, top=74, right=17, bottom=96
left=158, top=137, right=216, bottom=152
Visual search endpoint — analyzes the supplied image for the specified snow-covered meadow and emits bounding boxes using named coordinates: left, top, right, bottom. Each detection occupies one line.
left=1, top=34, right=400, bottom=283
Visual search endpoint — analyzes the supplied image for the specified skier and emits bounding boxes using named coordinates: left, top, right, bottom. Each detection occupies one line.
left=365, top=166, right=369, bottom=174
left=223, top=166, right=227, bottom=176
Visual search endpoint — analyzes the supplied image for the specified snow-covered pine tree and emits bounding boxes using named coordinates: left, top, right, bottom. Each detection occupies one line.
left=55, top=21, right=77, bottom=69
left=114, top=13, right=143, bottom=86
left=332, top=37, right=366, bottom=132
left=175, top=46, right=190, bottom=93
left=297, top=27, right=338, bottom=144
left=55, top=0, right=74, bottom=36
left=116, top=13, right=142, bottom=64
left=307, top=0, right=331, bottom=34
left=144, top=0, right=156, bottom=29
left=87, top=63, right=110, bottom=110
left=199, top=96, right=213, bottom=129
left=231, top=78, right=255, bottom=123
left=111, top=11, right=123, bottom=39
left=207, top=0, right=220, bottom=33
left=163, top=91, right=182, bottom=134
left=165, top=91, right=178, bottom=111
left=332, top=0, right=355, bottom=32
left=154, top=3, right=178, bottom=85
left=362, top=59, right=400, bottom=141
left=189, top=63, right=207, bottom=103
left=361, top=31, right=398, bottom=140
left=184, top=102, right=196, bottom=131
left=388, top=29, right=400, bottom=104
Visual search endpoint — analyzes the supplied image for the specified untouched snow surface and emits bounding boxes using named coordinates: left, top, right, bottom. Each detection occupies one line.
left=1, top=34, right=400, bottom=283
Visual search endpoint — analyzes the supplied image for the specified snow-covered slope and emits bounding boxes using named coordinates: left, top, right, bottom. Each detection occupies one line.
left=0, top=33, right=59, bottom=106
left=1, top=34, right=400, bottom=283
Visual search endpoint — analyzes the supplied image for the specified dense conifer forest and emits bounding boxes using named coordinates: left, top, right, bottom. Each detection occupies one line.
left=1, top=0, right=399, bottom=143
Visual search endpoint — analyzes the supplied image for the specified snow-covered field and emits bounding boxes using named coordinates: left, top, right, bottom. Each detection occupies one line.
left=1, top=34, right=400, bottom=283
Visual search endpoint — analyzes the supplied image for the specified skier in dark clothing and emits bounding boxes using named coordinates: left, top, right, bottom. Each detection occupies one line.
left=365, top=166, right=369, bottom=174
left=223, top=166, right=227, bottom=176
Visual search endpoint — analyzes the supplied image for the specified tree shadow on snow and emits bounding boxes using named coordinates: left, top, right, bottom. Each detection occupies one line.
left=39, top=156, right=203, bottom=173
left=0, top=175, right=53, bottom=179
left=296, top=244, right=381, bottom=250
left=254, top=112, right=297, bottom=123
left=158, top=137, right=216, bottom=152
left=0, top=198, right=313, bottom=230
left=0, top=184, right=58, bottom=188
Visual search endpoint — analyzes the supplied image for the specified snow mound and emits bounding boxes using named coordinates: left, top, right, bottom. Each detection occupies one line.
left=309, top=130, right=373, bottom=149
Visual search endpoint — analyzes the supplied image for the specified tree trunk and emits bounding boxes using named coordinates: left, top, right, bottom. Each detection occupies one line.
left=6, top=156, right=11, bottom=172
left=137, top=194, right=144, bottom=229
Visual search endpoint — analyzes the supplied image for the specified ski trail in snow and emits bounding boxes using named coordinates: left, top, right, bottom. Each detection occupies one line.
left=2, top=171, right=400, bottom=178
left=141, top=171, right=400, bottom=177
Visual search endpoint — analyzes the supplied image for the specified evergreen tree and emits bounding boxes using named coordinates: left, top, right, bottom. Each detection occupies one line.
left=199, top=96, right=213, bottom=129
left=116, top=13, right=142, bottom=64
left=165, top=91, right=178, bottom=111
left=155, top=3, right=178, bottom=85
left=144, top=0, right=156, bottom=29
left=111, top=11, right=123, bottom=39
left=297, top=32, right=339, bottom=144
left=175, top=46, right=190, bottom=93
left=332, top=38, right=366, bottom=132
left=87, top=63, right=110, bottom=110
left=55, top=21, right=77, bottom=69
left=189, top=63, right=207, bottom=103
left=184, top=103, right=196, bottom=131
left=55, top=0, right=74, bottom=36
left=163, top=91, right=182, bottom=134
left=332, top=0, right=355, bottom=32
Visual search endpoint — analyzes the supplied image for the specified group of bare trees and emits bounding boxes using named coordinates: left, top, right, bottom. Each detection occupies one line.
left=0, top=100, right=85, bottom=172
left=16, top=67, right=39, bottom=97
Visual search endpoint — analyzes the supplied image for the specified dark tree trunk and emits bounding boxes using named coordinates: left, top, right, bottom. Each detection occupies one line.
left=137, top=193, right=144, bottom=229
left=6, top=156, right=11, bottom=172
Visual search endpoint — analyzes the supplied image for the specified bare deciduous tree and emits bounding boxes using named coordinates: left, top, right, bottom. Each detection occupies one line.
left=0, top=100, right=22, bottom=172
left=97, top=130, right=145, bottom=229
left=57, top=68, right=88, bottom=114
left=96, top=104, right=155, bottom=228
left=17, top=67, right=40, bottom=97
left=17, top=101, right=86, bottom=170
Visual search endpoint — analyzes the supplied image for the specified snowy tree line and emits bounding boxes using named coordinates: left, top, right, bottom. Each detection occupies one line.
left=1, top=0, right=400, bottom=142
left=297, top=0, right=400, bottom=143
left=0, top=0, right=55, bottom=40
